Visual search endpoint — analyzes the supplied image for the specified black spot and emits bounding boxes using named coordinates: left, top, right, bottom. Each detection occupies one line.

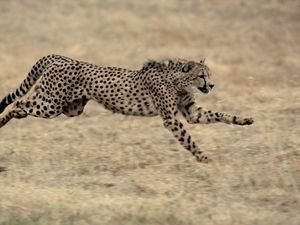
left=19, top=86, right=25, bottom=94
left=184, top=102, right=194, bottom=111
left=172, top=127, right=178, bottom=132
left=24, top=82, right=29, bottom=89
left=7, top=94, right=12, bottom=104
left=233, top=116, right=237, bottom=124
left=16, top=89, right=20, bottom=96
left=198, top=112, right=202, bottom=119
left=187, top=136, right=191, bottom=143
left=181, top=130, right=186, bottom=136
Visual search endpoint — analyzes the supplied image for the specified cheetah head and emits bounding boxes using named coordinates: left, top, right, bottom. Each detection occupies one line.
left=173, top=59, right=214, bottom=94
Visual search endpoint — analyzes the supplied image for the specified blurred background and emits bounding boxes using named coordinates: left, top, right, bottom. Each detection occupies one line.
left=0, top=0, right=299, bottom=224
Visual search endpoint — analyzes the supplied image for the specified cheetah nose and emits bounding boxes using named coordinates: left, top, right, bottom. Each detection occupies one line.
left=209, top=84, right=214, bottom=89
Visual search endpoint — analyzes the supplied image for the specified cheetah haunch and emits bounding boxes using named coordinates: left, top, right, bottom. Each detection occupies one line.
left=0, top=55, right=254, bottom=162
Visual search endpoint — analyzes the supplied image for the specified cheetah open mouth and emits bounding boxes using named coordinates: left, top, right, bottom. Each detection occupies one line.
left=198, top=87, right=209, bottom=94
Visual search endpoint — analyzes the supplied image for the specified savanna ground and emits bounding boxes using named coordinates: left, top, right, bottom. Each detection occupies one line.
left=0, top=0, right=299, bottom=224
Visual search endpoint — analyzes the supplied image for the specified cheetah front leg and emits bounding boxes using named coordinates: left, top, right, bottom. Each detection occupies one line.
left=179, top=93, right=254, bottom=125
left=163, top=117, right=210, bottom=163
left=151, top=87, right=210, bottom=163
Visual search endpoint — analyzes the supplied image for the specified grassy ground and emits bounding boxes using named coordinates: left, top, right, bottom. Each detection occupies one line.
left=0, top=0, right=299, bottom=224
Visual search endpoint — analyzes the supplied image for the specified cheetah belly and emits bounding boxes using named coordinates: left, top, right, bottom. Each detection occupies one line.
left=97, top=91, right=158, bottom=117
left=124, top=96, right=158, bottom=116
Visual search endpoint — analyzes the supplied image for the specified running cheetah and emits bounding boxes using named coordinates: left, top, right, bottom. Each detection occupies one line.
left=0, top=55, right=254, bottom=163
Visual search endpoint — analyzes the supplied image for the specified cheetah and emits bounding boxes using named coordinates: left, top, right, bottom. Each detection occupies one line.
left=0, top=55, right=254, bottom=163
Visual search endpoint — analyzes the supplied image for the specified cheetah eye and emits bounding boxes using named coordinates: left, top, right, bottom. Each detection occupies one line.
left=182, top=63, right=194, bottom=73
left=199, top=75, right=205, bottom=79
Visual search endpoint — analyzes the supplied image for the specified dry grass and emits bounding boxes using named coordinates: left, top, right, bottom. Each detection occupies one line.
left=0, top=0, right=299, bottom=224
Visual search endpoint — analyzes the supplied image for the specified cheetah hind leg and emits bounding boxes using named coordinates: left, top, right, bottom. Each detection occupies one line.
left=0, top=99, right=62, bottom=128
left=0, top=107, right=26, bottom=128
left=62, top=98, right=89, bottom=117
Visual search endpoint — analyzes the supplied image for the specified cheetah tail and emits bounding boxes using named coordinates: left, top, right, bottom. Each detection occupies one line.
left=0, top=55, right=52, bottom=114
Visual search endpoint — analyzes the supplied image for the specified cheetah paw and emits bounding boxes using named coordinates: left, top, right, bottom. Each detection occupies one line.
left=242, top=117, right=254, bottom=125
left=195, top=152, right=211, bottom=163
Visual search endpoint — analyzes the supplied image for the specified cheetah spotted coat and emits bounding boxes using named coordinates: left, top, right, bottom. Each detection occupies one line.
left=0, top=55, right=254, bottom=162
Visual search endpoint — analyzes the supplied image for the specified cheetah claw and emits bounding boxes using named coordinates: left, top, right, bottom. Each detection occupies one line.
left=0, top=166, right=7, bottom=172
left=195, top=153, right=211, bottom=163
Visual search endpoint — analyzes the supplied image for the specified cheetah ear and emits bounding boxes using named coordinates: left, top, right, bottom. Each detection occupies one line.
left=162, top=59, right=174, bottom=68
left=181, top=62, right=195, bottom=73
left=199, top=58, right=205, bottom=64
left=166, top=59, right=175, bottom=67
